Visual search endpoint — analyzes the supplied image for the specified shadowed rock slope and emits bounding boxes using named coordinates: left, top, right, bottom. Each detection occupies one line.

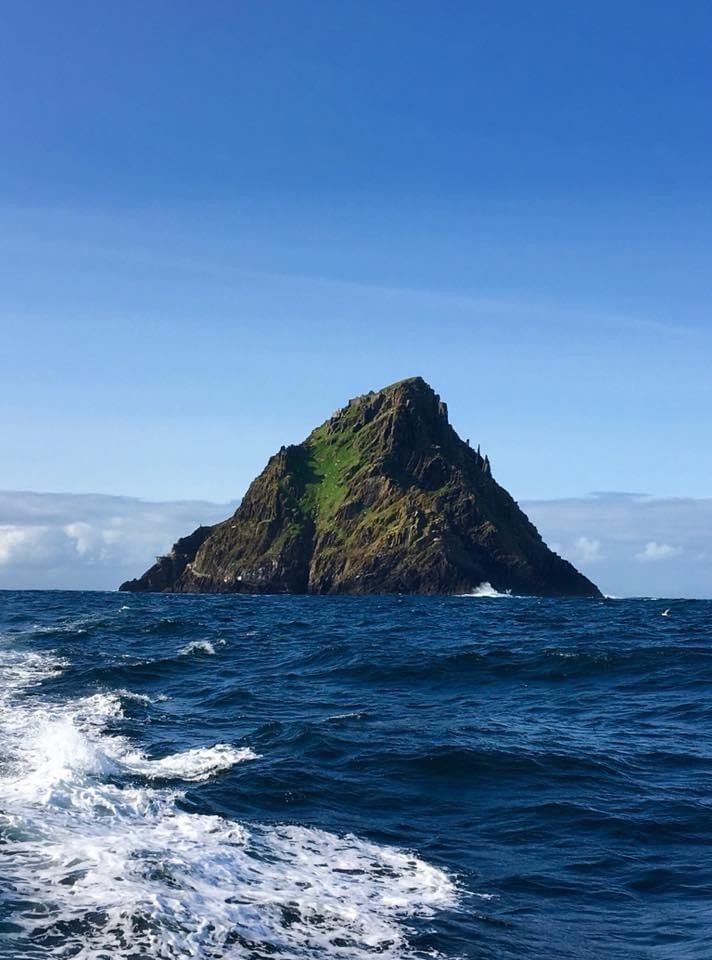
left=120, top=378, right=601, bottom=597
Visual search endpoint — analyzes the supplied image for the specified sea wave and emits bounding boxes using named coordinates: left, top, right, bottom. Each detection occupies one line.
left=124, top=742, right=259, bottom=781
left=3, top=591, right=710, bottom=959
left=0, top=631, right=457, bottom=959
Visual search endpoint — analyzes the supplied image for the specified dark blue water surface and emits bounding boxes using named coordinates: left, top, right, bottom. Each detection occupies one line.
left=1, top=591, right=711, bottom=959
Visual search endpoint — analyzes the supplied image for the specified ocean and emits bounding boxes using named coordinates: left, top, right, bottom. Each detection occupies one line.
left=0, top=590, right=710, bottom=959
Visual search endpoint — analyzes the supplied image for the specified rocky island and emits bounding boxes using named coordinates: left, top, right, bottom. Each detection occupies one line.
left=120, top=377, right=600, bottom=597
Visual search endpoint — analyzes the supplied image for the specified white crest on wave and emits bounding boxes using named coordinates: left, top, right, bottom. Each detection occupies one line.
left=178, top=638, right=225, bottom=656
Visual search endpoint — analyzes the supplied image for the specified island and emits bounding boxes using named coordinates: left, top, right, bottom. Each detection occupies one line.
left=120, top=377, right=601, bottom=597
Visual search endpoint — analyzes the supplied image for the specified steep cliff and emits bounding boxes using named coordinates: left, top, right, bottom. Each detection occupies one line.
left=120, top=377, right=600, bottom=597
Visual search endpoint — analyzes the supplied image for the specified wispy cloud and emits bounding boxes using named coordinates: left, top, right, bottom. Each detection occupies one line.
left=0, top=208, right=692, bottom=341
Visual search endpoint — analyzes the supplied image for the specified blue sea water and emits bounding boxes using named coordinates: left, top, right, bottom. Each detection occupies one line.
left=0, top=591, right=710, bottom=959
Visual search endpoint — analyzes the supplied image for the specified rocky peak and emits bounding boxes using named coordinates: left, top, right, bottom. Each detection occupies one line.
left=320, top=378, right=465, bottom=493
left=334, top=377, right=448, bottom=437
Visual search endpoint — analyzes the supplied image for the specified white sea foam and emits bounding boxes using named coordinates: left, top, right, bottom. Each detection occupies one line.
left=116, top=687, right=168, bottom=704
left=0, top=640, right=458, bottom=958
left=461, top=581, right=513, bottom=598
left=179, top=638, right=224, bottom=656
left=124, top=742, right=259, bottom=781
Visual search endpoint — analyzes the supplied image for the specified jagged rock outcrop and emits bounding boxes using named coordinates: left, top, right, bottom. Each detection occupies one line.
left=120, top=378, right=601, bottom=597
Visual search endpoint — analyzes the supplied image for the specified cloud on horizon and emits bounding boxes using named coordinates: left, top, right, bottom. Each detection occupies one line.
left=522, top=492, right=712, bottom=598
left=0, top=492, right=238, bottom=590
left=0, top=490, right=710, bottom=597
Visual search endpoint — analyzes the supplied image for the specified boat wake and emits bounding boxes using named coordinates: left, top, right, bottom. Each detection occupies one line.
left=0, top=635, right=457, bottom=959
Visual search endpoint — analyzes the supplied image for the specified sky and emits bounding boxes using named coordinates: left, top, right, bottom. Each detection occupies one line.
left=1, top=2, right=710, bottom=594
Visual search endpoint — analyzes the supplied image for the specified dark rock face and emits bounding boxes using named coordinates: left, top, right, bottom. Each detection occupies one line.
left=120, top=378, right=601, bottom=597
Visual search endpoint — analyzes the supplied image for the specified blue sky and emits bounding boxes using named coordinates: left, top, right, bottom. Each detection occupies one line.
left=1, top=2, right=710, bottom=593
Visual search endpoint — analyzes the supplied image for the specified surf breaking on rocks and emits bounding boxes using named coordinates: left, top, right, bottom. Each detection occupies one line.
left=0, top=626, right=458, bottom=959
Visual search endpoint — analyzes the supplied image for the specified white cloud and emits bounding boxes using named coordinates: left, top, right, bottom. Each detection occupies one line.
left=571, top=536, right=603, bottom=563
left=0, top=525, right=31, bottom=565
left=0, top=492, right=238, bottom=590
left=523, top=493, right=712, bottom=598
left=0, top=525, right=40, bottom=565
left=64, top=521, right=102, bottom=558
left=0, top=524, right=65, bottom=566
left=635, top=541, right=683, bottom=562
